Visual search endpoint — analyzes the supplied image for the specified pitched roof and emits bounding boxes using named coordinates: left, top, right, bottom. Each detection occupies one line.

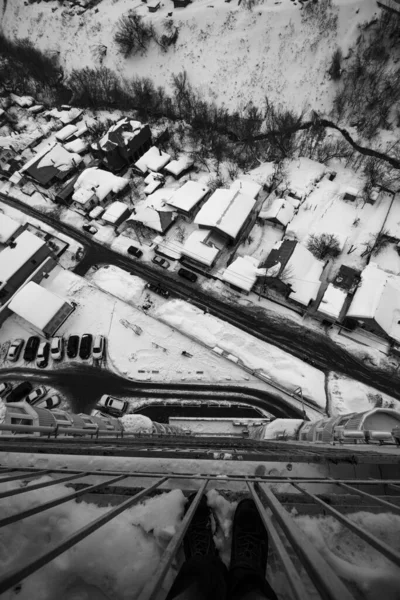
left=167, top=181, right=209, bottom=213
left=195, top=189, right=256, bottom=239
left=22, top=143, right=82, bottom=185
left=0, top=230, right=47, bottom=286
left=99, top=118, right=146, bottom=151
left=9, top=281, right=71, bottom=330
left=222, top=255, right=266, bottom=292
left=73, top=167, right=129, bottom=202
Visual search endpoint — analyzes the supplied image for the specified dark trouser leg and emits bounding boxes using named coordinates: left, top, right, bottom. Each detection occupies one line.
left=166, top=556, right=228, bottom=600
left=229, top=566, right=278, bottom=600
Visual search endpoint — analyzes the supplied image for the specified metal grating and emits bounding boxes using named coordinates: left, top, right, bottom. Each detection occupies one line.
left=0, top=464, right=399, bottom=599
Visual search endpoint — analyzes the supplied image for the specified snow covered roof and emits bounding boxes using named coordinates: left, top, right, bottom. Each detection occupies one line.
left=230, top=178, right=262, bottom=199
left=0, top=129, right=43, bottom=152
left=73, top=167, right=129, bottom=202
left=347, top=262, right=400, bottom=342
left=0, top=214, right=21, bottom=244
left=9, top=281, right=71, bottom=330
left=89, top=206, right=105, bottom=220
left=259, top=197, right=295, bottom=227
left=143, top=172, right=164, bottom=195
left=128, top=193, right=176, bottom=233
left=167, top=181, right=209, bottom=213
left=46, top=107, right=83, bottom=125
left=318, top=284, right=347, bottom=319
left=64, top=138, right=89, bottom=154
left=99, top=118, right=146, bottom=151
left=135, top=146, right=171, bottom=174
left=21, top=143, right=82, bottom=185
left=0, top=230, right=46, bottom=286
left=102, top=201, right=130, bottom=225
left=222, top=255, right=266, bottom=292
left=72, top=187, right=95, bottom=205
left=55, top=124, right=78, bottom=142
left=194, top=189, right=256, bottom=239
left=382, top=194, right=400, bottom=240
left=287, top=243, right=324, bottom=306
left=164, top=155, right=194, bottom=177
left=10, top=94, right=35, bottom=108
left=181, top=229, right=220, bottom=267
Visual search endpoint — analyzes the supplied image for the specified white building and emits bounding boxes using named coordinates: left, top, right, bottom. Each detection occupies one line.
left=0, top=214, right=21, bottom=245
left=317, top=284, right=347, bottom=321
left=230, top=178, right=262, bottom=200
left=181, top=230, right=220, bottom=268
left=166, top=181, right=210, bottom=218
left=164, top=155, right=194, bottom=178
left=127, top=189, right=177, bottom=234
left=222, top=255, right=266, bottom=293
left=259, top=197, right=296, bottom=228
left=9, top=281, right=74, bottom=337
left=72, top=167, right=129, bottom=215
left=135, top=146, right=171, bottom=174
left=101, top=201, right=131, bottom=227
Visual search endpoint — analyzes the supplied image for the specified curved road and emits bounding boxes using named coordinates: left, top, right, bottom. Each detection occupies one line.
left=0, top=365, right=320, bottom=418
left=2, top=192, right=400, bottom=402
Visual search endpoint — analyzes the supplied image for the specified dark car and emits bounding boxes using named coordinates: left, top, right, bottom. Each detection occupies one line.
left=79, top=334, right=93, bottom=360
left=23, top=336, right=40, bottom=362
left=67, top=335, right=80, bottom=359
left=36, top=342, right=50, bottom=369
left=7, top=381, right=33, bottom=403
left=146, top=282, right=170, bottom=299
left=127, top=246, right=143, bottom=258
left=82, top=224, right=98, bottom=235
left=152, top=256, right=170, bottom=269
left=178, top=268, right=198, bottom=283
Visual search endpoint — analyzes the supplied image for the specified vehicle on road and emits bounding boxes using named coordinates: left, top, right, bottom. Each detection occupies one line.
left=33, top=394, right=61, bottom=410
left=67, top=335, right=80, bottom=359
left=178, top=268, right=198, bottom=283
left=97, top=394, right=128, bottom=416
left=146, top=282, right=170, bottom=298
left=127, top=246, right=143, bottom=258
left=7, top=382, right=33, bottom=403
left=36, top=342, right=50, bottom=369
left=79, top=334, right=93, bottom=360
left=23, top=336, right=40, bottom=362
left=0, top=382, right=12, bottom=397
left=51, top=337, right=64, bottom=361
left=27, top=386, right=48, bottom=405
left=82, top=224, right=98, bottom=235
left=7, top=339, right=24, bottom=362
left=92, top=335, right=105, bottom=360
left=152, top=256, right=170, bottom=269
left=90, top=408, right=108, bottom=418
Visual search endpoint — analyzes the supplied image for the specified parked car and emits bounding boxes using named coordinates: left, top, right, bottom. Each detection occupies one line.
left=36, top=342, right=50, bottom=369
left=27, top=386, right=47, bottom=405
left=23, top=336, right=40, bottom=362
left=82, top=224, right=98, bottom=235
left=90, top=408, right=108, bottom=418
left=7, top=339, right=24, bottom=362
left=146, top=282, right=170, bottom=299
left=67, top=335, right=80, bottom=359
left=79, top=334, right=93, bottom=360
left=178, top=268, right=198, bottom=283
left=97, top=394, right=128, bottom=417
left=0, top=382, right=12, bottom=397
left=152, top=256, right=170, bottom=269
left=7, top=381, right=33, bottom=403
left=50, top=337, right=64, bottom=361
left=127, top=246, right=143, bottom=258
left=92, top=335, right=105, bottom=360
left=33, top=394, right=61, bottom=410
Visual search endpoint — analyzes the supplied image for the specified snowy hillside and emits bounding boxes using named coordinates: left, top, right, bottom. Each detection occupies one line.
left=0, top=0, right=379, bottom=112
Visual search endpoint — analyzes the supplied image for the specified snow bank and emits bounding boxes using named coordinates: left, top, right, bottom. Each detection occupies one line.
left=155, top=300, right=326, bottom=405
left=119, top=414, right=153, bottom=433
left=0, top=477, right=186, bottom=600
left=328, top=373, right=400, bottom=416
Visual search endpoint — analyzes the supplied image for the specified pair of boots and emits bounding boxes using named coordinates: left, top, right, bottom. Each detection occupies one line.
left=166, top=496, right=278, bottom=600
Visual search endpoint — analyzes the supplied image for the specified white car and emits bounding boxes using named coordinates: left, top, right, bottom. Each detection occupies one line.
left=97, top=395, right=128, bottom=416
left=50, top=337, right=64, bottom=361
left=34, top=394, right=61, bottom=409
left=27, top=386, right=47, bottom=405
left=7, top=339, right=24, bottom=362
left=92, top=335, right=105, bottom=360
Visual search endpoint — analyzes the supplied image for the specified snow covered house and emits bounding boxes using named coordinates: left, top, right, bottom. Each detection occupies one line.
left=126, top=189, right=177, bottom=234
left=194, top=188, right=256, bottom=244
left=222, top=256, right=266, bottom=294
left=316, top=284, right=348, bottom=323
left=8, top=281, right=74, bottom=338
left=0, top=230, right=54, bottom=304
left=164, top=155, right=194, bottom=179
left=92, top=118, right=152, bottom=172
left=135, top=146, right=171, bottom=175
left=20, top=143, right=83, bottom=187
left=166, top=181, right=210, bottom=219
left=44, top=107, right=83, bottom=126
left=0, top=214, right=22, bottom=246
left=71, top=168, right=129, bottom=215
left=346, top=262, right=400, bottom=343
left=258, top=198, right=296, bottom=229
left=100, top=201, right=131, bottom=227
left=181, top=230, right=220, bottom=269
left=263, top=240, right=324, bottom=307
left=55, top=124, right=78, bottom=143
left=230, top=179, right=262, bottom=200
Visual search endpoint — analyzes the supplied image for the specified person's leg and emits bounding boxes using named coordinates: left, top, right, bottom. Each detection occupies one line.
left=166, top=495, right=228, bottom=600
left=229, top=499, right=278, bottom=600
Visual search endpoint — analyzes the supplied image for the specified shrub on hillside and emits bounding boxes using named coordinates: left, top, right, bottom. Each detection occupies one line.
left=307, top=233, right=341, bottom=260
left=68, top=67, right=124, bottom=107
left=328, top=48, right=342, bottom=80
left=114, top=12, right=155, bottom=57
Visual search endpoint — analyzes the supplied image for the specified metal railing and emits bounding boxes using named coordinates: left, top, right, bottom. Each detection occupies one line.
left=0, top=464, right=400, bottom=599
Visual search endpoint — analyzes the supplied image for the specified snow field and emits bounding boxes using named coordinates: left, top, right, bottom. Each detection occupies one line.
left=327, top=372, right=400, bottom=416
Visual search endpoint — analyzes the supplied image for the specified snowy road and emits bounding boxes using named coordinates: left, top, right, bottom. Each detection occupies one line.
left=1, top=192, right=400, bottom=403
left=0, top=365, right=323, bottom=419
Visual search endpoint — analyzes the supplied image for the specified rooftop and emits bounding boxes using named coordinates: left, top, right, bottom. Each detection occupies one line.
left=0, top=230, right=46, bottom=286
left=195, top=189, right=256, bottom=239
left=102, top=201, right=130, bottom=224
left=317, top=284, right=347, bottom=320
left=0, top=214, right=21, bottom=244
left=73, top=167, right=129, bottom=202
left=166, top=181, right=209, bottom=213
left=9, top=281, right=71, bottom=330
left=181, top=229, right=220, bottom=267
left=135, top=146, right=171, bottom=174
left=222, top=255, right=266, bottom=292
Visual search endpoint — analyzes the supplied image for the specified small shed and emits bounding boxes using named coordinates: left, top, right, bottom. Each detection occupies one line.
left=148, top=0, right=160, bottom=11
left=343, top=186, right=359, bottom=202
left=55, top=124, right=78, bottom=143
left=101, top=201, right=131, bottom=227
left=259, top=198, right=295, bottom=229
left=316, top=284, right=347, bottom=322
left=173, top=0, right=191, bottom=7
left=164, top=156, right=194, bottom=178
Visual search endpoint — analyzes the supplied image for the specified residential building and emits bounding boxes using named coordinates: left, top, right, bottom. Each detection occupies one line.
left=92, top=118, right=152, bottom=172
left=258, top=197, right=296, bottom=229
left=126, top=189, right=177, bottom=234
left=263, top=240, right=324, bottom=307
left=0, top=214, right=22, bottom=246
left=346, top=262, right=400, bottom=342
left=181, top=230, right=220, bottom=269
left=164, top=155, right=194, bottom=179
left=222, top=255, right=266, bottom=294
left=194, top=188, right=256, bottom=244
left=8, top=281, right=74, bottom=338
left=100, top=201, right=131, bottom=227
left=230, top=178, right=262, bottom=200
left=20, top=142, right=83, bottom=187
left=315, top=284, right=348, bottom=323
left=71, top=167, right=129, bottom=215
left=135, top=146, right=171, bottom=174
left=0, top=230, right=53, bottom=304
left=166, top=181, right=210, bottom=219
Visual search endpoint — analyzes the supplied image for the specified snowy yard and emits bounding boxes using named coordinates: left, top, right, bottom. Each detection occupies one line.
left=327, top=372, right=400, bottom=416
